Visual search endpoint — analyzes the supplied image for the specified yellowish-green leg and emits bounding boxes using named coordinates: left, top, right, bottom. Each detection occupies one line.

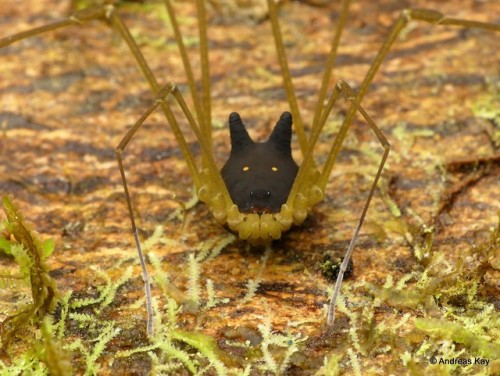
left=195, top=0, right=212, bottom=146
left=162, top=0, right=209, bottom=140
left=115, top=87, right=174, bottom=336
left=0, top=3, right=206, bottom=190
left=267, top=0, right=354, bottom=155
left=266, top=0, right=309, bottom=155
left=322, top=81, right=390, bottom=326
left=0, top=3, right=229, bottom=335
left=0, top=6, right=107, bottom=48
left=281, top=78, right=389, bottom=326
left=314, top=10, right=499, bottom=326
left=115, top=82, right=231, bottom=335
left=310, top=0, right=352, bottom=133
left=319, top=9, right=500, bottom=191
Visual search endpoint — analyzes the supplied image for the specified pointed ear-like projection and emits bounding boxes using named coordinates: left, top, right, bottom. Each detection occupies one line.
left=268, top=111, right=293, bottom=155
left=229, top=112, right=254, bottom=152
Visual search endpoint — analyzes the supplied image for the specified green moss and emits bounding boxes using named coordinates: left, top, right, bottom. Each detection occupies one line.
left=316, top=353, right=341, bottom=376
left=364, top=219, right=499, bottom=373
left=116, top=297, right=232, bottom=375
left=0, top=317, right=72, bottom=376
left=171, top=329, right=230, bottom=375
left=0, top=194, right=60, bottom=350
left=37, top=318, right=73, bottom=376
left=257, top=316, right=306, bottom=374
left=69, top=266, right=133, bottom=311
left=415, top=318, right=500, bottom=359
left=0, top=195, right=139, bottom=373
left=68, top=321, right=120, bottom=375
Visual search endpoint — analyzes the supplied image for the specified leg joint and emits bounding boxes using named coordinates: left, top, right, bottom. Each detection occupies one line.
left=335, top=80, right=356, bottom=101
left=154, top=83, right=178, bottom=103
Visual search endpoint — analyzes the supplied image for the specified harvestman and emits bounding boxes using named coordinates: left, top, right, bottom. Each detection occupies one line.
left=1, top=1, right=499, bottom=336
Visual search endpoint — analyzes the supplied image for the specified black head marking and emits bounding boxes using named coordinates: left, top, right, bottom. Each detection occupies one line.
left=221, top=112, right=298, bottom=213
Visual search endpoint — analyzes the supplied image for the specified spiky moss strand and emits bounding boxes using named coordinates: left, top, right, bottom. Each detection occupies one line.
left=0, top=194, right=60, bottom=350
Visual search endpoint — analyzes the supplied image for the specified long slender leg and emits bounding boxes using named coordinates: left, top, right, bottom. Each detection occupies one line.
left=287, top=79, right=389, bottom=325
left=0, top=3, right=231, bottom=335
left=96, top=6, right=233, bottom=239
left=0, top=6, right=108, bottom=48
left=111, top=14, right=236, bottom=329
left=163, top=0, right=209, bottom=142
left=324, top=81, right=390, bottom=326
left=0, top=4, right=205, bottom=190
left=311, top=0, right=352, bottom=132
left=195, top=0, right=212, bottom=146
left=114, top=2, right=218, bottom=175
left=266, top=0, right=309, bottom=155
left=267, top=0, right=352, bottom=218
left=101, top=10, right=235, bottom=299
left=115, top=81, right=233, bottom=334
left=106, top=9, right=206, bottom=186
left=115, top=87, right=173, bottom=336
left=266, top=0, right=352, bottom=210
left=314, top=11, right=499, bottom=325
left=318, top=9, right=500, bottom=190
left=267, top=0, right=353, bottom=155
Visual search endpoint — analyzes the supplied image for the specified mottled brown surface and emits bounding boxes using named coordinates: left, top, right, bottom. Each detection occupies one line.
left=0, top=0, right=498, bottom=374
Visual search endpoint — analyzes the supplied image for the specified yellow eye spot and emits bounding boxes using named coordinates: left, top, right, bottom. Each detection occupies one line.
left=271, top=166, right=278, bottom=172
left=242, top=166, right=250, bottom=172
